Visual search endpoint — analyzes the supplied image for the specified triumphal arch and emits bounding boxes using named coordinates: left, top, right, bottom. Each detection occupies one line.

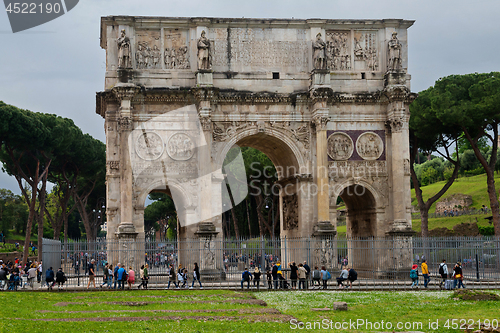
left=97, top=16, right=416, bottom=276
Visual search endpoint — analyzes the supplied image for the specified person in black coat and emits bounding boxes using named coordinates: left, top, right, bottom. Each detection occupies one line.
left=190, top=262, right=203, bottom=289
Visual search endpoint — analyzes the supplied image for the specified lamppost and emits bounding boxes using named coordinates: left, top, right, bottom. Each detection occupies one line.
left=264, top=196, right=275, bottom=239
left=92, top=197, right=106, bottom=239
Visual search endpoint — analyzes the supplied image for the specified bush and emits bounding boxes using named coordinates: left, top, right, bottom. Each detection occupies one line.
left=478, top=226, right=495, bottom=236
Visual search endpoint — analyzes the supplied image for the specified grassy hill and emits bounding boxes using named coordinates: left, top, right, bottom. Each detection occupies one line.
left=411, top=173, right=500, bottom=232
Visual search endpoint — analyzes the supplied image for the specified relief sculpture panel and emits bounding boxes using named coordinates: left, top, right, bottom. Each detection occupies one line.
left=135, top=131, right=164, bottom=161
left=135, top=30, right=161, bottom=69
left=353, top=31, right=378, bottom=71
left=327, top=132, right=354, bottom=160
left=356, top=132, right=383, bottom=160
left=282, top=194, right=298, bottom=230
left=326, top=31, right=351, bottom=71
left=164, top=29, right=190, bottom=69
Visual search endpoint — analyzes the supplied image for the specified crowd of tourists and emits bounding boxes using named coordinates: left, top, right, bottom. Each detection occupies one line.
left=239, top=261, right=358, bottom=290
left=410, top=259, right=466, bottom=290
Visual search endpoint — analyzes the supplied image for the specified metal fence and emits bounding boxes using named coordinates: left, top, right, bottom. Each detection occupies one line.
left=41, top=236, right=500, bottom=289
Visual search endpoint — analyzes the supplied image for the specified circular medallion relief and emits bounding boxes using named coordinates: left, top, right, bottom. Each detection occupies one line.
left=135, top=132, right=164, bottom=161
left=167, top=133, right=195, bottom=161
left=356, top=132, right=383, bottom=160
left=327, top=132, right=354, bottom=160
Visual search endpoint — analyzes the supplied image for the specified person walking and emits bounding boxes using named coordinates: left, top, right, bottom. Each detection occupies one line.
left=410, top=264, right=419, bottom=288
left=439, top=259, right=449, bottom=289
left=421, top=260, right=430, bottom=288
left=101, top=263, right=110, bottom=288
left=117, top=264, right=125, bottom=290
left=453, top=262, right=465, bottom=289
left=127, top=266, right=135, bottom=289
left=166, top=263, right=179, bottom=289
left=86, top=259, right=96, bottom=290
left=190, top=263, right=202, bottom=289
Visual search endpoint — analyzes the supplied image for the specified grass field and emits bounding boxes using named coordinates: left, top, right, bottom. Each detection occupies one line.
left=411, top=173, right=500, bottom=214
left=1, top=289, right=499, bottom=332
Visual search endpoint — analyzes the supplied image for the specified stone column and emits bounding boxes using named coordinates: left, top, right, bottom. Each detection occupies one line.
left=310, top=85, right=333, bottom=230
left=112, top=84, right=140, bottom=267
left=384, top=82, right=414, bottom=234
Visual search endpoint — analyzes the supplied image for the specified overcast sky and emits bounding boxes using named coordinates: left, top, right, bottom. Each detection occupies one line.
left=1, top=0, right=499, bottom=194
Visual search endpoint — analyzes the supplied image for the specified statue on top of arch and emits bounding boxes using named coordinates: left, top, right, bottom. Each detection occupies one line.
left=388, top=31, right=403, bottom=72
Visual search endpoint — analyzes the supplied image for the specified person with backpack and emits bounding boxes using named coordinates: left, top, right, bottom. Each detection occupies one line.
left=439, top=259, right=449, bottom=289
left=312, top=266, right=321, bottom=289
left=347, top=267, right=357, bottom=289
left=45, top=267, right=55, bottom=290
left=271, top=263, right=279, bottom=290
left=421, top=259, right=430, bottom=288
left=241, top=267, right=252, bottom=289
left=320, top=266, right=330, bottom=290
left=410, top=264, right=419, bottom=288
left=303, top=261, right=311, bottom=289
left=117, top=264, right=126, bottom=290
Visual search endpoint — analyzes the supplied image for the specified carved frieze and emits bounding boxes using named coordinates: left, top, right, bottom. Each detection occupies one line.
left=270, top=122, right=311, bottom=150
left=199, top=116, right=212, bottom=131
left=132, top=161, right=197, bottom=175
left=282, top=194, right=298, bottom=230
left=327, top=132, right=354, bottom=160
left=356, top=132, right=383, bottom=160
left=167, top=133, right=194, bottom=161
left=326, top=31, right=351, bottom=71
left=135, top=131, right=164, bottom=160
left=353, top=31, right=378, bottom=71
left=329, top=160, right=387, bottom=180
left=135, top=30, right=161, bottom=69
left=212, top=122, right=255, bottom=142
left=164, top=29, right=190, bottom=69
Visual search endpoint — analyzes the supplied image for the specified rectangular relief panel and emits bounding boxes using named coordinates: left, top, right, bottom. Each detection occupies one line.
left=326, top=30, right=351, bottom=71
left=164, top=29, right=191, bottom=70
left=353, top=30, right=378, bottom=72
left=209, top=27, right=309, bottom=72
left=135, top=30, right=162, bottom=69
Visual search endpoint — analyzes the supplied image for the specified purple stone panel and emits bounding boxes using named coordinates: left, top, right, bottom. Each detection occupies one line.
left=327, top=130, right=386, bottom=161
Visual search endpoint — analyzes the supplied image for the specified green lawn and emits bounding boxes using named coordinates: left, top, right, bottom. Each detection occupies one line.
left=1, top=290, right=499, bottom=332
left=411, top=173, right=500, bottom=214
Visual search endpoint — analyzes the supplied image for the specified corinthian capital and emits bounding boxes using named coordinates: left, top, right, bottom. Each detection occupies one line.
left=112, top=85, right=140, bottom=102
left=311, top=115, right=329, bottom=131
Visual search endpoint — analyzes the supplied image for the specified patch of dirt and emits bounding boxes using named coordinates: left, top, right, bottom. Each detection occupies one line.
left=39, top=308, right=281, bottom=315
left=74, top=294, right=254, bottom=300
left=453, top=290, right=500, bottom=301
left=19, top=314, right=294, bottom=323
left=54, top=299, right=267, bottom=307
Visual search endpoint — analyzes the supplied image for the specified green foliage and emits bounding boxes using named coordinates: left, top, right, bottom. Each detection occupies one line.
left=413, top=157, right=445, bottom=186
left=478, top=226, right=495, bottom=236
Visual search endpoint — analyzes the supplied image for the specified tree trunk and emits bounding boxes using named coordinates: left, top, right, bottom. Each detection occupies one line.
left=246, top=198, right=251, bottom=237
left=37, top=173, right=48, bottom=262
left=230, top=207, right=240, bottom=239
left=463, top=126, right=500, bottom=236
